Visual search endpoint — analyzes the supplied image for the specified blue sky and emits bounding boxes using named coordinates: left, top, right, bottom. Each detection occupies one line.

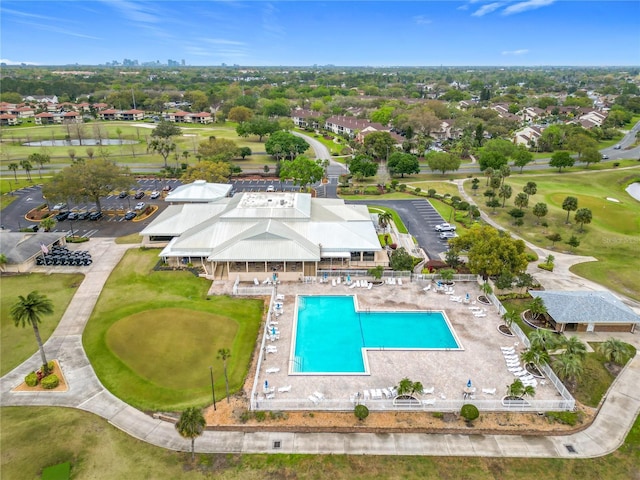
left=1, top=1, right=639, bottom=66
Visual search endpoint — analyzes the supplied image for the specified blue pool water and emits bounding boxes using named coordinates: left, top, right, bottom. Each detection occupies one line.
left=292, top=295, right=459, bottom=374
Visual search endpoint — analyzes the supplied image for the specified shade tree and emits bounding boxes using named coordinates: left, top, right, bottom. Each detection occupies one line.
left=387, top=152, right=419, bottom=178
left=349, top=154, right=378, bottom=178
left=425, top=151, right=462, bottom=175
left=549, top=151, right=575, bottom=172
left=279, top=155, right=324, bottom=189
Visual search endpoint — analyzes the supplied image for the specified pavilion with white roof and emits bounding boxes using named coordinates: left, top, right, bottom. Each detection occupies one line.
left=141, top=190, right=386, bottom=280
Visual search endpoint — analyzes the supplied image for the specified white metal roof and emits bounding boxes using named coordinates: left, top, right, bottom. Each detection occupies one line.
left=165, top=180, right=232, bottom=203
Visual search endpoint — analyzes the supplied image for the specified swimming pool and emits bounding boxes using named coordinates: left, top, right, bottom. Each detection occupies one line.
left=290, top=295, right=461, bottom=375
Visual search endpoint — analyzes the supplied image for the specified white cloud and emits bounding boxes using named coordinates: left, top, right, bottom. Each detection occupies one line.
left=0, top=58, right=39, bottom=65
left=472, top=2, right=504, bottom=17
left=202, top=38, right=247, bottom=46
left=13, top=20, right=102, bottom=40
left=262, top=3, right=285, bottom=38
left=103, top=0, right=160, bottom=24
left=0, top=7, right=65, bottom=22
left=502, top=0, right=556, bottom=15
left=502, top=49, right=529, bottom=55
left=413, top=15, right=432, bottom=25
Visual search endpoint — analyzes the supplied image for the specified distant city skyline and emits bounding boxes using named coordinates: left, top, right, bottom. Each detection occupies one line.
left=1, top=1, right=639, bottom=67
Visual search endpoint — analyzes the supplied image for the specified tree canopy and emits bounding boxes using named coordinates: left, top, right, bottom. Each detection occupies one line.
left=448, top=224, right=528, bottom=279
left=348, top=154, right=378, bottom=178
left=387, top=152, right=419, bottom=178
left=181, top=161, right=232, bottom=183
left=549, top=151, right=575, bottom=172
left=198, top=138, right=239, bottom=162
left=236, top=116, right=280, bottom=141
left=425, top=151, right=461, bottom=175
left=278, top=155, right=324, bottom=188
left=478, top=151, right=508, bottom=171
left=43, top=159, right=135, bottom=213
left=363, top=131, right=396, bottom=160
left=265, top=131, right=309, bottom=160
left=151, top=120, right=182, bottom=138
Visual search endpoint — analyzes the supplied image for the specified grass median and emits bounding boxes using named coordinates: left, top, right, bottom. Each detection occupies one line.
left=82, top=248, right=263, bottom=411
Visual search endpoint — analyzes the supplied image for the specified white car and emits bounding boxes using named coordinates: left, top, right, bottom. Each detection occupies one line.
left=440, top=232, right=458, bottom=239
left=434, top=223, right=456, bottom=232
left=150, top=191, right=160, bottom=199
left=266, top=185, right=275, bottom=192
left=52, top=202, right=67, bottom=211
left=134, top=202, right=146, bottom=210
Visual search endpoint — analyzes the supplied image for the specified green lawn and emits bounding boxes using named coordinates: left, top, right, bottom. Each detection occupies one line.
left=1, top=406, right=638, bottom=479
left=465, top=167, right=640, bottom=301
left=368, top=205, right=408, bottom=233
left=82, top=248, right=263, bottom=411
left=0, top=273, right=84, bottom=376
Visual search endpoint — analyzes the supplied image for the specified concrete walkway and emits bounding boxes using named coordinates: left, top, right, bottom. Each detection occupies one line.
left=1, top=237, right=639, bottom=458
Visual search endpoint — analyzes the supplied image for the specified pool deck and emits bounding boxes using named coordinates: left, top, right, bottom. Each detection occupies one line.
left=229, top=279, right=562, bottom=410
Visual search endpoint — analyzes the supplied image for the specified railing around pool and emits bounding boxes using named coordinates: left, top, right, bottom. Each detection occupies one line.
left=250, top=397, right=575, bottom=412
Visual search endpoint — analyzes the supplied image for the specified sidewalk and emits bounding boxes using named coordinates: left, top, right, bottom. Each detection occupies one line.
left=1, top=237, right=639, bottom=457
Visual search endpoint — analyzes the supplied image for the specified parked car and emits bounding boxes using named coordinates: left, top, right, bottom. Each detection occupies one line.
left=67, top=212, right=79, bottom=220
left=124, top=211, right=137, bottom=220
left=150, top=190, right=160, bottom=199
left=89, top=211, right=103, bottom=221
left=614, top=144, right=621, bottom=150
left=55, top=211, right=70, bottom=221
left=162, top=185, right=172, bottom=192
left=118, top=191, right=129, bottom=198
left=266, top=185, right=275, bottom=192
left=52, top=202, right=67, bottom=211
left=77, top=211, right=91, bottom=220
left=439, top=231, right=458, bottom=239
left=134, top=191, right=145, bottom=199
left=134, top=202, right=146, bottom=211
left=434, top=223, right=456, bottom=232
left=602, top=154, right=609, bottom=160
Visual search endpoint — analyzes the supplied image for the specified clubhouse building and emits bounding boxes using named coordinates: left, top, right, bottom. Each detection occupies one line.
left=140, top=188, right=386, bottom=281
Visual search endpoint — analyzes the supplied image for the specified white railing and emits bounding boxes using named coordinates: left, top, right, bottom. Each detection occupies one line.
left=413, top=273, right=479, bottom=282
left=250, top=397, right=574, bottom=412
left=234, top=286, right=273, bottom=296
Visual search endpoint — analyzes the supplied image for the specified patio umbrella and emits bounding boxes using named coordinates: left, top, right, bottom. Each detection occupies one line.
left=347, top=275, right=351, bottom=284
left=271, top=326, right=276, bottom=335
left=264, top=380, right=269, bottom=390
left=467, top=379, right=472, bottom=388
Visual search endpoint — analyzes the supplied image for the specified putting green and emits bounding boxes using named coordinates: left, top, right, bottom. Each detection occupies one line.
left=106, top=308, right=237, bottom=390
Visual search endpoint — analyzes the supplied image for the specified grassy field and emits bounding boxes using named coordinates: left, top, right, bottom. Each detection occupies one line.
left=82, top=248, right=263, bottom=411
left=368, top=205, right=408, bottom=233
left=1, top=406, right=638, bottom=480
left=0, top=273, right=84, bottom=376
left=464, top=167, right=640, bottom=301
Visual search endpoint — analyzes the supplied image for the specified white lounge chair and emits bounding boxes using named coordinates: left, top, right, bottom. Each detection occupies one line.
left=265, top=367, right=280, bottom=374
left=363, top=390, right=370, bottom=400
left=423, top=284, right=431, bottom=292
left=276, top=294, right=285, bottom=301
left=398, top=278, right=403, bottom=286
left=278, top=385, right=291, bottom=393
left=382, top=388, right=392, bottom=398
left=331, top=278, right=336, bottom=287
left=266, top=347, right=277, bottom=354
left=367, top=282, right=373, bottom=290
left=423, top=386, right=435, bottom=395
left=474, top=313, right=487, bottom=318
left=266, top=393, right=275, bottom=399
left=308, top=394, right=319, bottom=404
left=349, top=282, right=357, bottom=289
left=254, top=278, right=260, bottom=285
left=355, top=280, right=361, bottom=287
left=482, top=388, right=497, bottom=395
left=313, top=391, right=326, bottom=401
left=422, top=398, right=436, bottom=406
left=388, top=386, right=398, bottom=397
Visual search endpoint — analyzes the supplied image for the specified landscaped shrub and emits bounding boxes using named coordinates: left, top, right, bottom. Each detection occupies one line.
left=432, top=412, right=444, bottom=419
left=546, top=411, right=581, bottom=426
left=25, top=372, right=38, bottom=387
left=66, top=236, right=89, bottom=243
left=238, top=410, right=251, bottom=423
left=354, top=404, right=369, bottom=421
left=460, top=404, right=479, bottom=422
left=525, top=253, right=538, bottom=262
left=537, top=263, right=554, bottom=272
left=254, top=411, right=266, bottom=422
left=46, top=361, right=55, bottom=373
left=41, top=374, right=59, bottom=389
left=363, top=186, right=381, bottom=195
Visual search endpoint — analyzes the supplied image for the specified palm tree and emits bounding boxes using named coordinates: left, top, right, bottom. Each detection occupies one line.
left=562, top=336, right=587, bottom=360
left=19, top=160, right=33, bottom=181
left=175, top=407, right=206, bottom=461
left=217, top=348, right=232, bottom=404
left=506, top=378, right=536, bottom=399
left=40, top=217, right=56, bottom=232
left=520, top=347, right=550, bottom=369
left=378, top=211, right=393, bottom=232
left=502, top=310, right=518, bottom=330
left=529, top=328, right=558, bottom=352
left=553, top=353, right=584, bottom=389
left=527, top=297, right=547, bottom=322
left=8, top=162, right=19, bottom=181
left=396, top=377, right=424, bottom=397
left=598, top=338, right=631, bottom=365
left=498, top=184, right=512, bottom=207
left=10, top=291, right=54, bottom=372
